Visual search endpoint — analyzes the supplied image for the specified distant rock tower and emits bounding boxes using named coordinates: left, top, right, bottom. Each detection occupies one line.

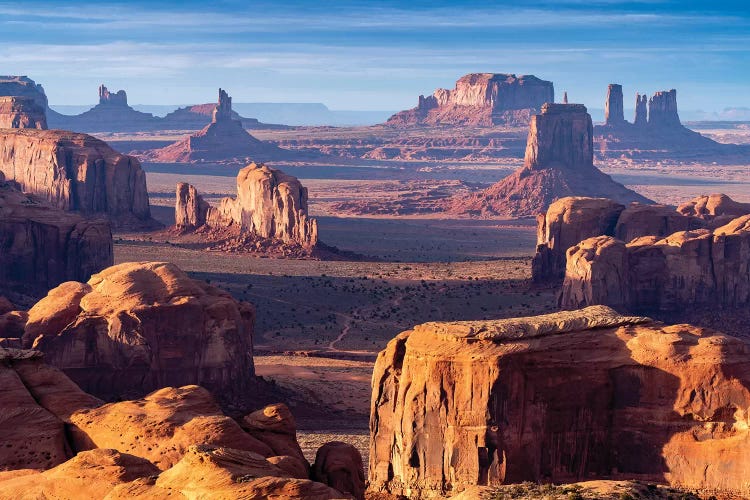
left=98, top=85, right=128, bottom=106
left=634, top=93, right=648, bottom=127
left=604, top=84, right=625, bottom=126
left=648, top=89, right=680, bottom=128
left=212, top=88, right=233, bottom=123
left=562, top=91, right=568, bottom=104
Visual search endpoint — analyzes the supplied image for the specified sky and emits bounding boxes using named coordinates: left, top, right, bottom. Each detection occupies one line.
left=1, top=0, right=748, bottom=112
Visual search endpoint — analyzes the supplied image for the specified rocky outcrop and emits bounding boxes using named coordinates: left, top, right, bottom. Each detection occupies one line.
left=0, top=96, right=47, bottom=129
left=634, top=93, right=648, bottom=126
left=147, top=89, right=287, bottom=163
left=604, top=84, right=624, bottom=126
left=369, top=306, right=750, bottom=498
left=160, top=102, right=280, bottom=130
left=0, top=175, right=113, bottom=296
left=21, top=261, right=256, bottom=402
left=531, top=197, right=625, bottom=283
left=176, top=163, right=318, bottom=248
left=451, top=104, right=650, bottom=216
left=677, top=193, right=750, bottom=220
left=648, top=89, right=680, bottom=128
left=387, top=73, right=554, bottom=127
left=0, top=75, right=48, bottom=109
left=0, top=129, right=155, bottom=228
left=98, top=84, right=127, bottom=106
left=312, top=442, right=366, bottom=500
left=561, top=215, right=750, bottom=313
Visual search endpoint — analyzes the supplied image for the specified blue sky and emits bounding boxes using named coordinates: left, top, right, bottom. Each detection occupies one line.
left=1, top=0, right=748, bottom=111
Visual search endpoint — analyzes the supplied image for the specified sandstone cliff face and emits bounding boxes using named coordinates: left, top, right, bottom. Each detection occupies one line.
left=147, top=88, right=286, bottom=163
left=177, top=163, right=318, bottom=248
left=0, top=129, right=154, bottom=228
left=451, top=104, right=650, bottom=216
left=0, top=96, right=47, bottom=129
left=369, top=306, right=750, bottom=498
left=677, top=193, right=750, bottom=220
left=21, top=261, right=256, bottom=402
left=0, top=75, right=48, bottom=109
left=0, top=176, right=113, bottom=296
left=648, top=89, right=680, bottom=128
left=604, top=84, right=624, bottom=126
left=634, top=93, right=648, bottom=126
left=561, top=215, right=750, bottom=313
left=387, top=73, right=554, bottom=127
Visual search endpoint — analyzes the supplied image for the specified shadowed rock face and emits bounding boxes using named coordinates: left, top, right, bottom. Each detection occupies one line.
left=176, top=162, right=318, bottom=248
left=0, top=129, right=155, bottom=229
left=387, top=73, right=554, bottom=127
left=561, top=215, right=750, bottom=313
left=604, top=84, right=625, bottom=126
left=0, top=96, right=47, bottom=129
left=369, top=306, right=750, bottom=498
left=648, top=89, right=680, bottom=128
left=98, top=84, right=128, bottom=106
left=0, top=176, right=113, bottom=296
left=0, top=75, right=48, bottom=109
left=21, top=261, right=256, bottom=402
left=451, top=104, right=650, bottom=216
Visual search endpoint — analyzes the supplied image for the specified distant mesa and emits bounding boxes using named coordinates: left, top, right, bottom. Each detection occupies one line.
left=145, top=89, right=289, bottom=163
left=0, top=75, right=48, bottom=129
left=175, top=162, right=318, bottom=250
left=449, top=103, right=651, bottom=217
left=98, top=84, right=128, bottom=106
left=387, top=73, right=554, bottom=127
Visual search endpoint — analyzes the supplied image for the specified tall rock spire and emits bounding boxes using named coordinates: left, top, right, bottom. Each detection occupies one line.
left=634, top=93, right=648, bottom=127
left=604, top=84, right=624, bottom=126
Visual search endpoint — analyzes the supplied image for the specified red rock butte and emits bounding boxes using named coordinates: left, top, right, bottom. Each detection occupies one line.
left=387, top=73, right=554, bottom=127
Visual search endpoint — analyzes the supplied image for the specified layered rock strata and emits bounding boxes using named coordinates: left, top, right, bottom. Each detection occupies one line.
left=175, top=163, right=318, bottom=248
left=0, top=96, right=47, bottom=129
left=0, top=129, right=154, bottom=228
left=387, top=73, right=554, bottom=127
left=0, top=174, right=113, bottom=296
left=20, top=261, right=256, bottom=401
left=451, top=104, right=650, bottom=216
left=369, top=306, right=750, bottom=498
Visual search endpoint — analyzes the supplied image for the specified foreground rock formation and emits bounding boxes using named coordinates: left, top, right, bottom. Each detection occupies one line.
left=0, top=129, right=155, bottom=228
left=0, top=352, right=363, bottom=499
left=146, top=89, right=287, bottom=163
left=0, top=173, right=113, bottom=297
left=451, top=104, right=650, bottom=216
left=176, top=162, right=318, bottom=248
left=0, top=75, right=49, bottom=129
left=532, top=193, right=750, bottom=284
left=19, top=261, right=255, bottom=402
left=369, top=306, right=750, bottom=498
left=561, top=214, right=750, bottom=313
left=387, top=73, right=554, bottom=127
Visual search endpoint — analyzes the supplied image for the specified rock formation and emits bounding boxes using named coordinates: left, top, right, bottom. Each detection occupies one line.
left=387, top=73, right=554, bottom=127
left=369, top=306, right=750, bottom=498
left=312, top=442, right=366, bottom=500
left=648, top=89, right=680, bottom=128
left=146, top=89, right=287, bottom=163
left=0, top=96, right=47, bottom=129
left=0, top=174, right=113, bottom=297
left=0, top=129, right=155, bottom=228
left=532, top=193, right=750, bottom=284
left=634, top=93, right=648, bottom=126
left=450, top=104, right=650, bottom=216
left=561, top=214, right=750, bottom=313
left=20, top=261, right=256, bottom=401
left=604, top=84, right=624, bottom=126
left=46, top=84, right=158, bottom=132
left=160, top=102, right=280, bottom=130
left=175, top=163, right=318, bottom=248
left=0, top=75, right=48, bottom=109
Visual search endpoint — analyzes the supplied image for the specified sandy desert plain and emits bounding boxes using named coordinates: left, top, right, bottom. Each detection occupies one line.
left=103, top=123, right=750, bottom=466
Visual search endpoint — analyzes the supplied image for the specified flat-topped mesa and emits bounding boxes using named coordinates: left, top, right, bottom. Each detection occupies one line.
left=175, top=162, right=318, bottom=248
left=0, top=75, right=48, bottom=109
left=387, top=73, right=554, bottom=127
left=604, top=84, right=625, bottom=126
left=524, top=103, right=593, bottom=171
left=648, top=89, right=680, bottom=128
left=369, top=305, right=750, bottom=498
left=212, top=88, right=233, bottom=123
left=634, top=93, right=648, bottom=126
left=0, top=129, right=156, bottom=228
left=98, top=84, right=128, bottom=106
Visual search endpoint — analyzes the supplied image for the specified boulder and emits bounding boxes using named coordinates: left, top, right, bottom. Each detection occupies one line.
left=387, top=73, right=554, bottom=127
left=312, top=441, right=366, bottom=500
left=175, top=182, right=209, bottom=228
left=242, top=403, right=307, bottom=467
left=452, top=104, right=650, bottom=216
left=23, top=261, right=256, bottom=402
left=0, top=178, right=113, bottom=296
left=0, top=129, right=155, bottom=228
left=369, top=306, right=750, bottom=498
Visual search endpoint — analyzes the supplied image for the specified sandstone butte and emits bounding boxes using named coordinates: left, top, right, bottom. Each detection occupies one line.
left=595, top=84, right=740, bottom=158
left=0, top=172, right=113, bottom=297
left=0, top=347, right=364, bottom=499
left=369, top=305, right=750, bottom=499
left=176, top=162, right=319, bottom=248
left=561, top=213, right=750, bottom=314
left=16, top=261, right=255, bottom=403
left=450, top=103, right=651, bottom=217
left=387, top=73, right=554, bottom=128
left=532, top=193, right=750, bottom=285
left=146, top=88, right=287, bottom=163
left=0, top=128, right=156, bottom=229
